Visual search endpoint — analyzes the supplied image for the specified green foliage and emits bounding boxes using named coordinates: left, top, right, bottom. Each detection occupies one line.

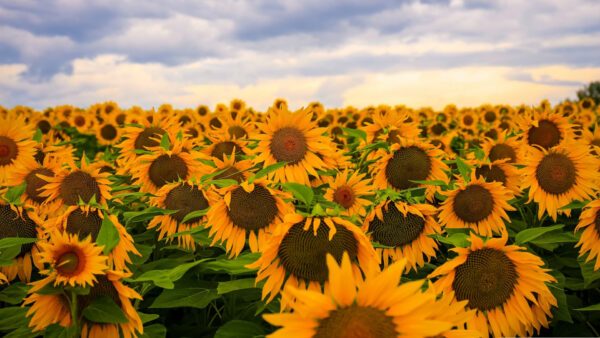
left=577, top=81, right=600, bottom=104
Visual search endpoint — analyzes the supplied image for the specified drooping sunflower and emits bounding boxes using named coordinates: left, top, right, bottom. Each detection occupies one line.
left=148, top=181, right=211, bottom=250
left=521, top=142, right=598, bottom=221
left=0, top=203, right=44, bottom=282
left=428, top=233, right=557, bottom=337
left=131, top=140, right=205, bottom=194
left=0, top=114, right=38, bottom=184
left=253, top=108, right=335, bottom=185
left=323, top=170, right=373, bottom=217
left=472, top=159, right=521, bottom=196
left=372, top=138, right=449, bottom=201
left=52, top=206, right=140, bottom=271
left=207, top=179, right=290, bottom=257
left=575, top=199, right=600, bottom=271
left=30, top=231, right=108, bottom=292
left=480, top=129, right=521, bottom=164
left=248, top=213, right=378, bottom=304
left=518, top=110, right=572, bottom=150
left=580, top=124, right=600, bottom=155
left=439, top=173, right=514, bottom=237
left=38, top=155, right=112, bottom=210
left=24, top=270, right=143, bottom=338
left=202, top=132, right=250, bottom=161
left=363, top=200, right=442, bottom=271
left=209, top=153, right=254, bottom=183
left=265, top=253, right=478, bottom=338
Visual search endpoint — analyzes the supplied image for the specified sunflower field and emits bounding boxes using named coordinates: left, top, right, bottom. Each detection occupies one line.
left=1, top=97, right=600, bottom=338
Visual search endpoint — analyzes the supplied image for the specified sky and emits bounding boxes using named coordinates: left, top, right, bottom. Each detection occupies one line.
left=1, top=0, right=599, bottom=111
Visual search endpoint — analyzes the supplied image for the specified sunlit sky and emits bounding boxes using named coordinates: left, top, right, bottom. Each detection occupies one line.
left=1, top=0, right=599, bottom=111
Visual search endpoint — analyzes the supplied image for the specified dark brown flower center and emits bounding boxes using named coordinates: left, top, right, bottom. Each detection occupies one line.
left=211, top=141, right=245, bottom=160
left=115, top=113, right=126, bottom=125
left=452, top=184, right=494, bottom=223
left=452, top=248, right=517, bottom=310
left=386, top=129, right=403, bottom=145
left=430, top=123, right=446, bottom=136
left=66, top=209, right=102, bottom=241
left=0, top=205, right=37, bottom=257
left=209, top=117, right=222, bottom=129
left=0, top=136, right=18, bottom=166
left=527, top=119, right=561, bottom=149
left=100, top=124, right=118, bottom=141
left=226, top=185, right=278, bottom=231
left=148, top=154, right=189, bottom=189
left=25, top=168, right=55, bottom=204
left=37, top=120, right=51, bottom=134
left=484, top=111, right=496, bottom=123
left=463, top=115, right=474, bottom=126
left=475, top=165, right=507, bottom=185
left=56, top=250, right=81, bottom=275
left=582, top=100, right=592, bottom=109
left=164, top=183, right=209, bottom=224
left=484, top=128, right=498, bottom=140
left=60, top=171, right=102, bottom=206
left=74, top=116, right=86, bottom=127
left=315, top=305, right=397, bottom=338
left=270, top=127, right=308, bottom=164
left=134, top=127, right=167, bottom=150
left=228, top=126, right=247, bottom=139
left=535, top=153, right=576, bottom=195
left=488, top=143, right=516, bottom=163
left=333, top=185, right=356, bottom=210
left=384, top=146, right=432, bottom=190
left=278, top=219, right=358, bottom=282
left=368, top=203, right=425, bottom=247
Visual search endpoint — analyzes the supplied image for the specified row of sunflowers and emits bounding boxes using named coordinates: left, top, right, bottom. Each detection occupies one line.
left=0, top=97, right=599, bottom=337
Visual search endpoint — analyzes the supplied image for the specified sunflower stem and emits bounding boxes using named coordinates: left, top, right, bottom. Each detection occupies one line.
left=69, top=291, right=81, bottom=337
left=586, top=321, right=600, bottom=337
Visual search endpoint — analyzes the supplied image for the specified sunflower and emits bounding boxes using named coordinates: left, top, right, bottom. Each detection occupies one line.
left=481, top=130, right=521, bottom=164
left=363, top=200, right=442, bottom=271
left=116, top=112, right=176, bottom=165
left=575, top=199, right=600, bottom=271
left=579, top=97, right=595, bottom=112
left=210, top=153, right=254, bottom=184
left=202, top=132, right=250, bottom=161
left=24, top=270, right=143, bottom=338
left=362, top=110, right=420, bottom=145
left=265, top=253, right=478, bottom=338
left=273, top=98, right=288, bottom=112
left=95, top=117, right=122, bottom=146
left=38, top=155, right=112, bottom=210
left=207, top=178, right=290, bottom=257
left=230, top=98, right=246, bottom=116
left=519, top=110, right=572, bottom=150
left=70, top=109, right=94, bottom=134
left=481, top=106, right=498, bottom=124
left=439, top=173, right=514, bottom=237
left=52, top=206, right=140, bottom=271
left=0, top=203, right=44, bottom=282
left=580, top=124, right=600, bottom=155
left=521, top=142, right=598, bottom=221
left=148, top=181, right=211, bottom=250
left=372, top=139, right=449, bottom=201
left=323, top=170, right=373, bottom=217
left=248, top=213, right=378, bottom=304
left=428, top=233, right=557, bottom=337
left=253, top=108, right=335, bottom=185
left=131, top=140, right=204, bottom=194
left=472, top=159, right=521, bottom=196
left=196, top=105, right=210, bottom=118
left=0, top=114, right=38, bottom=184
left=459, top=109, right=478, bottom=130
left=31, top=231, right=108, bottom=291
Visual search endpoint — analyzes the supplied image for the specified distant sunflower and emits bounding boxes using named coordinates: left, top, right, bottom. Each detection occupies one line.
left=429, top=233, right=557, bottom=337
left=148, top=181, right=211, bottom=250
left=207, top=179, right=290, bottom=257
left=473, top=159, right=521, bottom=196
left=10, top=155, right=64, bottom=215
left=265, top=253, right=477, bottom=338
left=579, top=97, right=595, bottom=112
left=580, top=124, right=600, bottom=155
left=96, top=117, right=122, bottom=146
left=248, top=214, right=378, bottom=303
left=52, top=206, right=140, bottom=271
left=439, top=173, right=514, bottom=237
left=230, top=98, right=246, bottom=116
left=273, top=98, right=288, bottom=112
left=362, top=110, right=420, bottom=145
left=131, top=141, right=204, bottom=194
left=459, top=110, right=478, bottom=129
left=481, top=107, right=498, bottom=124
left=0, top=203, right=44, bottom=282
left=38, top=156, right=112, bottom=209
left=31, top=231, right=108, bottom=291
left=521, top=143, right=598, bottom=221
left=519, top=110, right=571, bottom=150
left=575, top=199, right=600, bottom=271
left=117, top=112, right=175, bottom=165
left=202, top=133, right=250, bottom=161
left=323, top=170, right=373, bottom=216
left=0, top=115, right=37, bottom=184
left=70, top=109, right=93, bottom=133
left=363, top=200, right=442, bottom=271
left=253, top=108, right=334, bottom=185
left=373, top=139, right=448, bottom=201
left=213, top=109, right=255, bottom=140
left=481, top=130, right=521, bottom=164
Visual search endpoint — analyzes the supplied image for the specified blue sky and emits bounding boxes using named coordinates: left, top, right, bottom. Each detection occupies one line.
left=1, top=0, right=599, bottom=110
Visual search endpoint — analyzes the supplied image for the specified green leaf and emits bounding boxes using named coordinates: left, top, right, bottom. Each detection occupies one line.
left=214, top=320, right=265, bottom=338
left=575, top=303, right=600, bottom=311
left=558, top=200, right=590, bottom=210
left=33, top=128, right=43, bottom=143
left=579, top=257, right=600, bottom=288
left=0, top=282, right=30, bottom=304
left=515, top=224, right=565, bottom=245
left=180, top=207, right=210, bottom=224
left=254, top=161, right=287, bottom=180
left=159, top=133, right=170, bottom=151
left=140, top=324, right=167, bottom=338
left=138, top=312, right=160, bottom=324
left=150, top=288, right=219, bottom=309
left=4, top=183, right=27, bottom=204
left=34, top=283, right=63, bottom=295
left=133, top=260, right=206, bottom=289
left=200, top=253, right=260, bottom=275
left=409, top=179, right=447, bottom=186
left=429, top=233, right=470, bottom=248
left=217, top=278, right=258, bottom=294
left=340, top=127, right=367, bottom=141
left=455, top=157, right=471, bottom=182
left=205, top=179, right=238, bottom=188
left=96, top=212, right=120, bottom=255
left=281, top=182, right=314, bottom=206
left=0, top=307, right=31, bottom=330
left=530, top=232, right=577, bottom=245
left=548, top=285, right=573, bottom=323
left=82, top=295, right=129, bottom=324
left=123, top=207, right=178, bottom=225
left=0, top=237, right=39, bottom=250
